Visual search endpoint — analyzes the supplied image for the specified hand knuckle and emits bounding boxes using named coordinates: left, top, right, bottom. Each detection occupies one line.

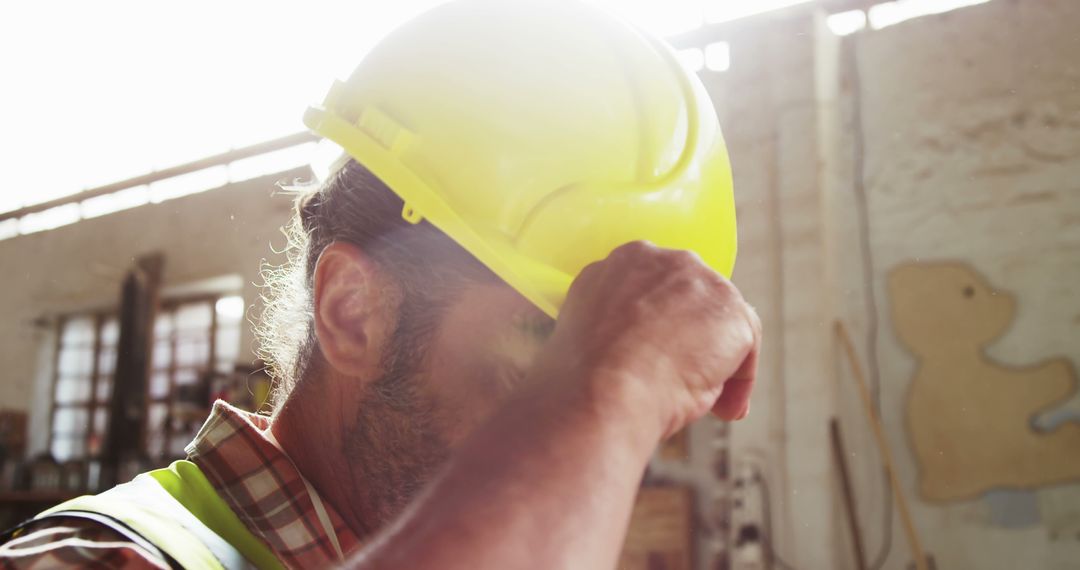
left=668, top=274, right=703, bottom=297
left=746, top=304, right=763, bottom=334
left=741, top=317, right=757, bottom=347
left=712, top=275, right=741, bottom=298
left=574, top=261, right=601, bottom=283
left=730, top=305, right=760, bottom=349
left=613, top=240, right=652, bottom=257
left=650, top=249, right=691, bottom=271
left=670, top=249, right=697, bottom=264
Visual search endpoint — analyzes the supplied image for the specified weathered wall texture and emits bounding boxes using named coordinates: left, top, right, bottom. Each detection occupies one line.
left=679, top=1, right=1080, bottom=568
left=0, top=171, right=301, bottom=452
left=649, top=11, right=848, bottom=569
left=708, top=0, right=1080, bottom=568
left=831, top=1, right=1080, bottom=569
left=707, top=15, right=843, bottom=570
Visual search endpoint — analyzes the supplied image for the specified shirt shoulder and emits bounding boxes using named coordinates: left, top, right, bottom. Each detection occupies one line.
left=0, top=516, right=169, bottom=570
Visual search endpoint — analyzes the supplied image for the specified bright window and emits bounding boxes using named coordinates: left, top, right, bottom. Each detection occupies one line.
left=49, top=315, right=118, bottom=462
left=50, top=294, right=244, bottom=462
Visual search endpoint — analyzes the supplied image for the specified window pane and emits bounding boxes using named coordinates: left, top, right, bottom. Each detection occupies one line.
left=55, top=377, right=91, bottom=404
left=150, top=371, right=171, bottom=399
left=58, top=347, right=94, bottom=376
left=147, top=402, right=168, bottom=434
left=215, top=325, right=241, bottom=366
left=96, top=376, right=113, bottom=402
left=176, top=303, right=213, bottom=332
left=53, top=408, right=89, bottom=438
left=154, top=311, right=175, bottom=338
left=93, top=408, right=107, bottom=435
left=98, top=347, right=116, bottom=376
left=51, top=436, right=76, bottom=462
left=214, top=296, right=244, bottom=325
left=61, top=317, right=95, bottom=346
left=176, top=339, right=208, bottom=367
left=100, top=317, right=120, bottom=345
left=175, top=368, right=198, bottom=387
left=152, top=340, right=172, bottom=370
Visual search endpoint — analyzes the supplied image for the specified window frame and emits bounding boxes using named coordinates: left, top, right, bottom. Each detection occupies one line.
left=47, top=292, right=241, bottom=462
left=47, top=312, right=113, bottom=461
left=147, top=293, right=220, bottom=459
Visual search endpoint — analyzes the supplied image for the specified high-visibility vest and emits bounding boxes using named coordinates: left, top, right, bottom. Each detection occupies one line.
left=26, top=460, right=284, bottom=570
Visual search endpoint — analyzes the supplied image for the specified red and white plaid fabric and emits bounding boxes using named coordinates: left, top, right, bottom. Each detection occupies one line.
left=0, top=400, right=360, bottom=569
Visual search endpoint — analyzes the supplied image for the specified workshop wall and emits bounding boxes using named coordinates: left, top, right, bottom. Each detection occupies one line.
left=823, top=1, right=1080, bottom=569
left=669, top=1, right=1080, bottom=569
left=0, top=171, right=300, bottom=454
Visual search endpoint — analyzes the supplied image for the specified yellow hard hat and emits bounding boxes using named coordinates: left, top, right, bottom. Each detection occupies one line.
left=304, top=0, right=736, bottom=318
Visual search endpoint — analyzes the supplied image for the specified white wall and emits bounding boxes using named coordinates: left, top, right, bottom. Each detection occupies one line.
left=694, top=1, right=1080, bottom=568
left=831, top=1, right=1080, bottom=568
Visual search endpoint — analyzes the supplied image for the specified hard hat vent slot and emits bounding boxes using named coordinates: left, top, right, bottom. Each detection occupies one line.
left=402, top=203, right=423, bottom=224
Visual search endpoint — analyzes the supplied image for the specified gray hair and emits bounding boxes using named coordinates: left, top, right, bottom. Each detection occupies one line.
left=256, top=160, right=491, bottom=410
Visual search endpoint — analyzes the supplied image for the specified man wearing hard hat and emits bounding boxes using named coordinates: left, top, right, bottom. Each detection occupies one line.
left=0, top=1, right=759, bottom=568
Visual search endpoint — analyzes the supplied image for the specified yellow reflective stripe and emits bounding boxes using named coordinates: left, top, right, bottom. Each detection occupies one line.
left=149, top=461, right=285, bottom=570
left=40, top=461, right=284, bottom=570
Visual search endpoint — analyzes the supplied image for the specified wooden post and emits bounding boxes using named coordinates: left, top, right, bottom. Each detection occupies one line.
left=101, top=253, right=164, bottom=486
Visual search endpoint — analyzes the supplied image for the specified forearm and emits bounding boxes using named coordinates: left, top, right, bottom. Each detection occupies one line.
left=345, top=370, right=659, bottom=569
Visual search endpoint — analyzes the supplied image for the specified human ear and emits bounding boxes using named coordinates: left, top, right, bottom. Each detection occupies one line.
left=312, top=241, right=395, bottom=379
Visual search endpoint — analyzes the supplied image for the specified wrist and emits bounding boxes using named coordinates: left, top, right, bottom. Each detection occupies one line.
left=530, top=357, right=666, bottom=460
left=586, top=367, right=670, bottom=448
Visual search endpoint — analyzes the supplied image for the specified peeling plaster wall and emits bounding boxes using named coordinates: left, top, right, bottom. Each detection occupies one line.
left=826, top=1, right=1080, bottom=569
left=686, top=12, right=844, bottom=570
left=683, top=1, right=1080, bottom=568
left=0, top=171, right=301, bottom=454
left=691, top=9, right=1080, bottom=569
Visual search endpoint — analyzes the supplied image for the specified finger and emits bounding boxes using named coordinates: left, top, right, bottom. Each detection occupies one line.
left=712, top=306, right=761, bottom=421
left=608, top=240, right=656, bottom=260
left=564, top=260, right=604, bottom=301
left=711, top=349, right=756, bottom=420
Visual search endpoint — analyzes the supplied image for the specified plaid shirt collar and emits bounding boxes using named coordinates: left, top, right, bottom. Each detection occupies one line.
left=184, top=400, right=361, bottom=568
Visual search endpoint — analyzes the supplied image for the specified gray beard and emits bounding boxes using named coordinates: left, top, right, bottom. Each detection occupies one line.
left=342, top=285, right=455, bottom=536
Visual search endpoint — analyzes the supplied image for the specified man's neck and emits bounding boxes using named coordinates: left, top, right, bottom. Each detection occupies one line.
left=270, top=377, right=379, bottom=540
